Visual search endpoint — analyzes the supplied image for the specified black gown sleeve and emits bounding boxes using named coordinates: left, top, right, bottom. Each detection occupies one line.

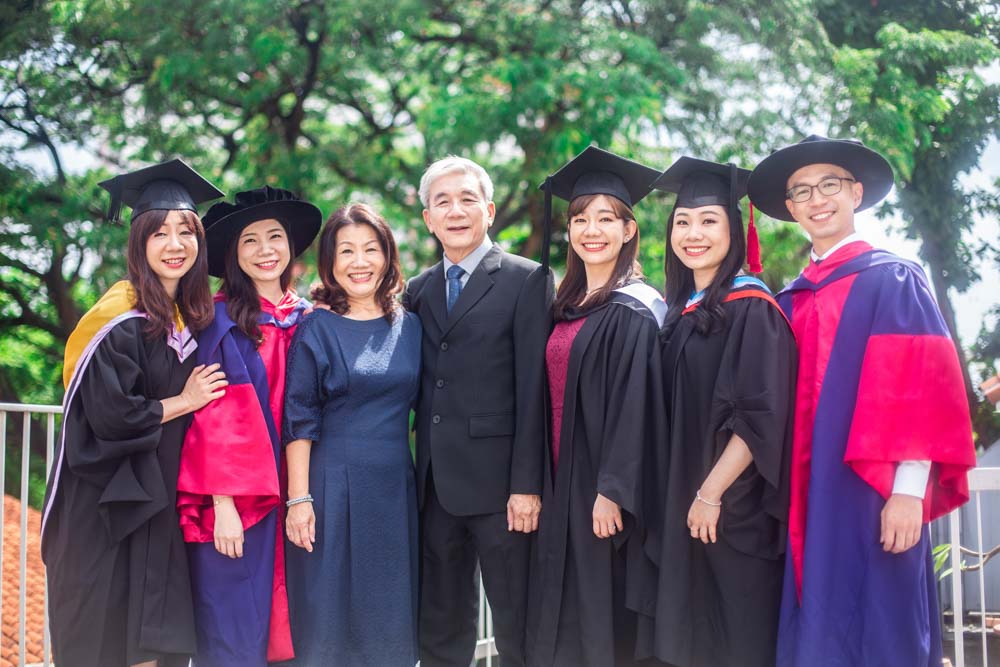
left=594, top=306, right=663, bottom=527
left=71, top=320, right=171, bottom=541
left=712, top=298, right=797, bottom=554
left=509, top=265, right=555, bottom=496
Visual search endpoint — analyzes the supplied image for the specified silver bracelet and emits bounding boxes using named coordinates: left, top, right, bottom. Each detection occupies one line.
left=286, top=494, right=314, bottom=508
left=695, top=489, right=722, bottom=507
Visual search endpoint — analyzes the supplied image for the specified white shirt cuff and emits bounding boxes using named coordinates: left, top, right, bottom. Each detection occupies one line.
left=892, top=460, right=931, bottom=499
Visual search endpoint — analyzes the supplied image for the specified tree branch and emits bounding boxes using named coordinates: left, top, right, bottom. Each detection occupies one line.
left=0, top=281, right=62, bottom=338
left=0, top=253, right=46, bottom=279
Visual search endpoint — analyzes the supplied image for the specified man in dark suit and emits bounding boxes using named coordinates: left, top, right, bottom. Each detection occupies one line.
left=403, top=156, right=553, bottom=667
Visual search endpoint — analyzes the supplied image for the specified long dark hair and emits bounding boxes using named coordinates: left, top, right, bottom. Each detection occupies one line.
left=552, top=194, right=643, bottom=321
left=663, top=202, right=746, bottom=334
left=127, top=208, right=214, bottom=339
left=220, top=227, right=296, bottom=345
left=311, top=203, right=403, bottom=322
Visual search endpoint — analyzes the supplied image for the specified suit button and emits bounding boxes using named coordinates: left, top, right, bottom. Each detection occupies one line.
left=432, top=414, right=441, bottom=424
left=440, top=342, right=449, bottom=351
left=435, top=379, right=445, bottom=388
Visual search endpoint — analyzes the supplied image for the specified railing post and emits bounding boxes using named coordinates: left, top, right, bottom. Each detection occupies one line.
left=950, top=504, right=965, bottom=667
left=974, top=491, right=987, bottom=667
left=20, top=413, right=31, bottom=667
left=1, top=409, right=6, bottom=662
left=44, top=412, right=55, bottom=667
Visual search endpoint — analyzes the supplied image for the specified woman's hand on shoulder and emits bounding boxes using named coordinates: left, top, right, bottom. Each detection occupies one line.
left=182, top=363, right=227, bottom=411
left=160, top=363, right=227, bottom=422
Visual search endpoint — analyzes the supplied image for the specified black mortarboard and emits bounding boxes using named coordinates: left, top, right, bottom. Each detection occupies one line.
left=651, top=156, right=750, bottom=208
left=746, top=135, right=894, bottom=222
left=538, top=146, right=660, bottom=271
left=98, top=159, right=225, bottom=223
left=653, top=156, right=762, bottom=272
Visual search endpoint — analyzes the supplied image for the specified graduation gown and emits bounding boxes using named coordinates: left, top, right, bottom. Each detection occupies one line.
left=774, top=241, right=976, bottom=666
left=634, top=277, right=796, bottom=667
left=177, top=292, right=306, bottom=666
left=41, top=281, right=198, bottom=667
left=527, top=283, right=667, bottom=667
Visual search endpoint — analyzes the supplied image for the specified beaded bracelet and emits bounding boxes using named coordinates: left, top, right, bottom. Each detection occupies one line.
left=695, top=490, right=722, bottom=507
left=286, top=494, right=314, bottom=508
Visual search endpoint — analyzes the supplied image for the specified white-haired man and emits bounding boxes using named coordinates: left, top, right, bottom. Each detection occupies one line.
left=404, top=157, right=554, bottom=667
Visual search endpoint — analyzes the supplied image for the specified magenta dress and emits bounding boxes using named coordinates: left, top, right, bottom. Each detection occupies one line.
left=545, top=318, right=587, bottom=471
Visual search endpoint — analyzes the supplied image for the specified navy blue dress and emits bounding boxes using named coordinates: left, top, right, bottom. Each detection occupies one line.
left=280, top=309, right=421, bottom=666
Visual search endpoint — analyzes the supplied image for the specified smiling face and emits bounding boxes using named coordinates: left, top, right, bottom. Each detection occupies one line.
left=670, top=204, right=731, bottom=291
left=145, top=209, right=199, bottom=296
left=568, top=194, right=636, bottom=275
left=785, top=162, right=863, bottom=255
left=331, top=222, right=386, bottom=306
left=236, top=218, right=291, bottom=297
left=422, top=170, right=495, bottom=263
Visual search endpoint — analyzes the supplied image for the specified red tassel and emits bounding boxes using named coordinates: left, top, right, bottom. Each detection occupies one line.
left=747, top=203, right=763, bottom=273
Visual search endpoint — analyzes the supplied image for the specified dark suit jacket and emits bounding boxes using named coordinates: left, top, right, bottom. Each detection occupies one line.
left=403, top=243, right=554, bottom=516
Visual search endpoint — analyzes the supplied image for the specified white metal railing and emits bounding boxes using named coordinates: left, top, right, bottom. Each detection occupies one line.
left=948, top=466, right=1000, bottom=667
left=476, top=569, right=498, bottom=663
left=0, top=401, right=498, bottom=666
left=1, top=402, right=60, bottom=667
left=15, top=404, right=998, bottom=667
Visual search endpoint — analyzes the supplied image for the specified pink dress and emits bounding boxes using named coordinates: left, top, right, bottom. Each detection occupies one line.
left=545, top=317, right=587, bottom=470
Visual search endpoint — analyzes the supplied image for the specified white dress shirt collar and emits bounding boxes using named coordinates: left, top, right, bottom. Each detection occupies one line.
left=810, top=232, right=863, bottom=263
left=443, top=235, right=495, bottom=279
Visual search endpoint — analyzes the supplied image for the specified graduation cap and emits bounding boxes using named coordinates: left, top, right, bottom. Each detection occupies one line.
left=652, top=156, right=762, bottom=273
left=98, top=159, right=225, bottom=223
left=203, top=185, right=322, bottom=278
left=538, top=146, right=660, bottom=272
left=746, top=135, right=894, bottom=222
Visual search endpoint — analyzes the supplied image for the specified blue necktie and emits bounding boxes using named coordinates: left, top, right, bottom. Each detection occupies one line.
left=446, top=265, right=465, bottom=314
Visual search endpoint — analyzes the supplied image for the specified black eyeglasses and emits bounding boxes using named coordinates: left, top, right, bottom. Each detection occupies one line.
left=786, top=177, right=856, bottom=203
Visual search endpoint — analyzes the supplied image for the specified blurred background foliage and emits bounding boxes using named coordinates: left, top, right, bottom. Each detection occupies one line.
left=2, top=0, right=999, bottom=503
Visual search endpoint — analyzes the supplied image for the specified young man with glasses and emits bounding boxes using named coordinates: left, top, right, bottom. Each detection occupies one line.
left=747, top=135, right=976, bottom=666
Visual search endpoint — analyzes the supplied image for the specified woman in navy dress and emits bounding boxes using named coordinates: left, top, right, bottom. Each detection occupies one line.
left=280, top=203, right=421, bottom=666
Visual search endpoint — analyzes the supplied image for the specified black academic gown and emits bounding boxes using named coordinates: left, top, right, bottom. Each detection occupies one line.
left=527, top=290, right=666, bottom=667
left=635, top=290, right=796, bottom=667
left=42, top=318, right=197, bottom=667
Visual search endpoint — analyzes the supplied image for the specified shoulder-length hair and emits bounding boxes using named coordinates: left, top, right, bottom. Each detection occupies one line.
left=552, top=194, right=643, bottom=322
left=221, top=227, right=296, bottom=346
left=127, top=208, right=214, bottom=339
left=663, top=203, right=746, bottom=334
left=311, top=203, right=403, bottom=322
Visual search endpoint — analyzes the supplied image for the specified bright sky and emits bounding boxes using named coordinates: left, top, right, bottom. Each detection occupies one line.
left=857, top=137, right=999, bottom=347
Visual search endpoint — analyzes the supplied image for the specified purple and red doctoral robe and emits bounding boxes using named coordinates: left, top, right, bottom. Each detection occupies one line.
left=774, top=240, right=975, bottom=666
left=177, top=291, right=308, bottom=665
